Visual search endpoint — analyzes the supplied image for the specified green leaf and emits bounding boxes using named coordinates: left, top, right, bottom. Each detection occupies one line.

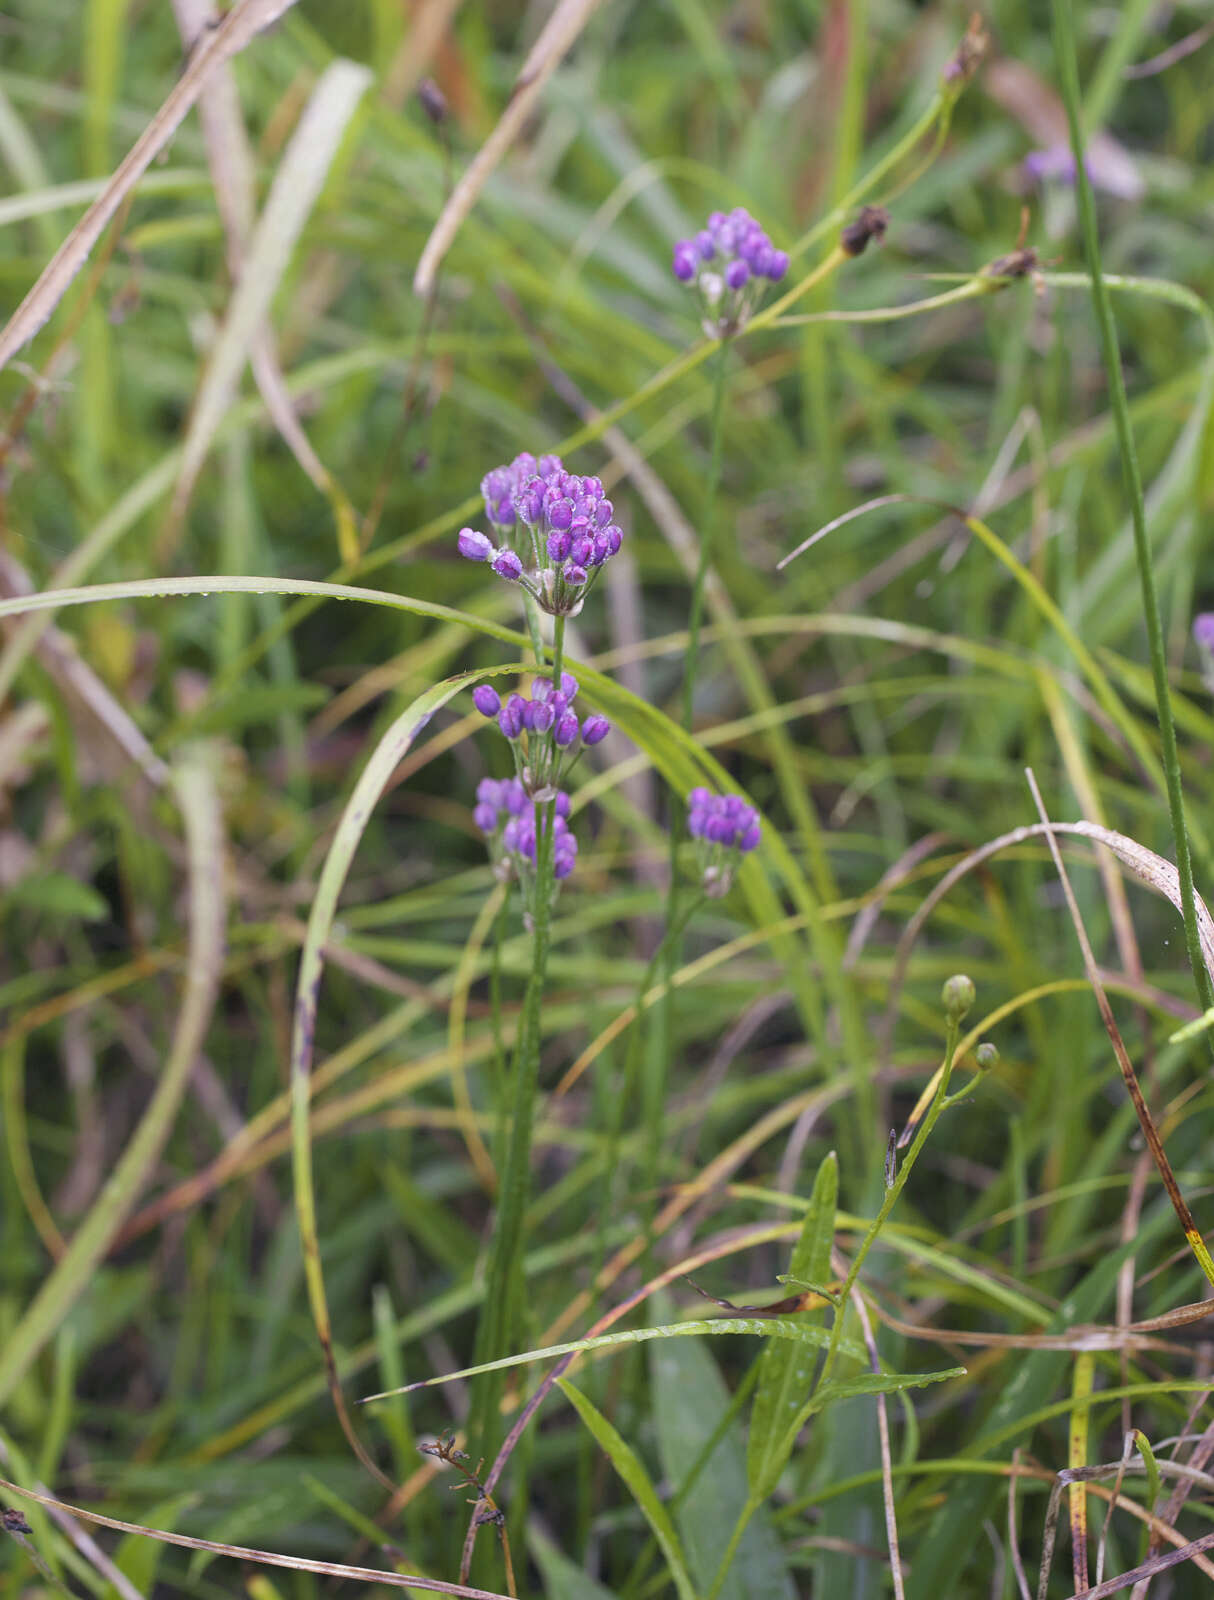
left=812, top=1367, right=966, bottom=1410
left=650, top=1311, right=797, bottom=1600
left=5, top=872, right=108, bottom=921
left=368, top=1314, right=864, bottom=1399
left=528, top=1525, right=621, bottom=1600
left=747, top=1151, right=837, bottom=1498
left=557, top=1377, right=696, bottom=1600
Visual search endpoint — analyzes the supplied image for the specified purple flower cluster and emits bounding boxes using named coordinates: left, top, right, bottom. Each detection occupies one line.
left=457, top=453, right=623, bottom=618
left=672, top=208, right=789, bottom=337
left=474, top=777, right=578, bottom=899
left=472, top=674, right=609, bottom=796
left=687, top=787, right=761, bottom=897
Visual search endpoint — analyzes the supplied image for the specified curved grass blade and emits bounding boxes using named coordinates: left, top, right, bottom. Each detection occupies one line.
left=365, top=1316, right=865, bottom=1401
left=556, top=1378, right=696, bottom=1600
left=288, top=664, right=523, bottom=1488
left=0, top=748, right=224, bottom=1406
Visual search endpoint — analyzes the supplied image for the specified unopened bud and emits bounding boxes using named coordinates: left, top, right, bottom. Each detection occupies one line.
left=942, top=974, right=976, bottom=1022
left=975, top=1042, right=999, bottom=1072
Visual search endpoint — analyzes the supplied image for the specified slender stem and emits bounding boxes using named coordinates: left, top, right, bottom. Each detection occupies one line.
left=815, top=1014, right=963, bottom=1396
left=682, top=341, right=732, bottom=731
left=471, top=621, right=564, bottom=1459
left=1051, top=0, right=1214, bottom=1031
left=705, top=1497, right=759, bottom=1600
left=644, top=344, right=731, bottom=1222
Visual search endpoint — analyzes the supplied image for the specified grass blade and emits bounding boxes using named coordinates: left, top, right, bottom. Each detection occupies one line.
left=557, top=1378, right=697, bottom=1600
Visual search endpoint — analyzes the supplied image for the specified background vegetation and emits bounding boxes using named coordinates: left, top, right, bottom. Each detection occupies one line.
left=2, top=0, right=1214, bottom=1595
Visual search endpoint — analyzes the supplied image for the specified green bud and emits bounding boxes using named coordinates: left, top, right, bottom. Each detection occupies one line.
left=942, top=974, right=976, bottom=1022
left=975, top=1042, right=999, bottom=1072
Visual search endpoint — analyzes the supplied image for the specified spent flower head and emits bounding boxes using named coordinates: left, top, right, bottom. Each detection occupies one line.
left=686, top=787, right=761, bottom=898
left=672, top=207, right=788, bottom=338
left=458, top=453, right=623, bottom=617
left=471, top=674, right=610, bottom=799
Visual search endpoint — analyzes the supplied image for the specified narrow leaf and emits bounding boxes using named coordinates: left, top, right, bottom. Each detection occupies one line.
left=748, top=1151, right=838, bottom=1497
left=557, top=1378, right=696, bottom=1600
left=366, top=1316, right=864, bottom=1400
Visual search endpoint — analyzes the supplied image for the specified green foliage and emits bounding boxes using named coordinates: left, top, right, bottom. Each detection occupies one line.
left=3, top=1, right=1214, bottom=1597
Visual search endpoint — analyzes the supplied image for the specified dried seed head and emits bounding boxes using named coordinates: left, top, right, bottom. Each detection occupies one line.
left=841, top=205, right=889, bottom=258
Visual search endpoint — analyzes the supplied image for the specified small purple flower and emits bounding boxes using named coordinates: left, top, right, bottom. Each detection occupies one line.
left=581, top=713, right=610, bottom=746
left=1194, top=613, right=1214, bottom=653
left=686, top=789, right=762, bottom=896
left=499, top=695, right=525, bottom=739
left=555, top=711, right=579, bottom=748
left=671, top=206, right=788, bottom=336
left=472, top=684, right=501, bottom=717
left=523, top=699, right=555, bottom=734
left=459, top=453, right=624, bottom=617
left=458, top=528, right=494, bottom=562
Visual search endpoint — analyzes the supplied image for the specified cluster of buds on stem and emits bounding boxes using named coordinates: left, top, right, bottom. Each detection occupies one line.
left=472, top=675, right=609, bottom=799
left=474, top=777, right=577, bottom=920
left=672, top=207, right=788, bottom=337
left=458, top=453, right=623, bottom=618
left=686, top=787, right=761, bottom=897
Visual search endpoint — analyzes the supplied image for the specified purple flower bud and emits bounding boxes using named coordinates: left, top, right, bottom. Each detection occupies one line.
left=560, top=672, right=579, bottom=699
left=591, top=535, right=610, bottom=567
left=767, top=249, right=789, bottom=282
left=725, top=259, right=750, bottom=290
left=605, top=525, right=623, bottom=556
left=708, top=211, right=726, bottom=231
left=538, top=453, right=563, bottom=480
left=472, top=684, right=501, bottom=716
left=503, top=780, right=528, bottom=814
left=553, top=848, right=577, bottom=880
left=458, top=527, right=494, bottom=562
left=673, top=242, right=698, bottom=282
left=555, top=792, right=572, bottom=818
left=1194, top=614, right=1214, bottom=652
left=524, top=698, right=555, bottom=734
left=499, top=695, right=525, bottom=739
left=689, top=787, right=710, bottom=807
left=594, top=499, right=613, bottom=527
left=565, top=565, right=588, bottom=587
left=492, top=549, right=523, bottom=581
left=555, top=711, right=579, bottom=747
left=516, top=479, right=545, bottom=525
left=695, top=230, right=715, bottom=260
left=739, top=821, right=761, bottom=852
left=547, top=529, right=571, bottom=562
left=473, top=802, right=498, bottom=831
left=548, top=498, right=573, bottom=531
left=581, top=713, right=610, bottom=746
left=569, top=535, right=594, bottom=567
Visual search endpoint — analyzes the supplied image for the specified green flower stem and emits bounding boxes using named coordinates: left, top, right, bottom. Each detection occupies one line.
left=816, top=1013, right=963, bottom=1397
left=644, top=344, right=731, bottom=1219
left=472, top=618, right=565, bottom=1457
left=1052, top=0, right=1214, bottom=1030
left=705, top=1016, right=963, bottom=1600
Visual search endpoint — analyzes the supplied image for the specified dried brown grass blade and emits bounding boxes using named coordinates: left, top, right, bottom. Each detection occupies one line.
left=413, top=0, right=605, bottom=294
left=0, top=1478, right=512, bottom=1598
left=1024, top=771, right=1214, bottom=1290
left=168, top=0, right=358, bottom=545
left=0, top=0, right=300, bottom=374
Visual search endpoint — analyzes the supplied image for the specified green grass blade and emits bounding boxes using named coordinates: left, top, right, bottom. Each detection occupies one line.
left=557, top=1378, right=697, bottom=1600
